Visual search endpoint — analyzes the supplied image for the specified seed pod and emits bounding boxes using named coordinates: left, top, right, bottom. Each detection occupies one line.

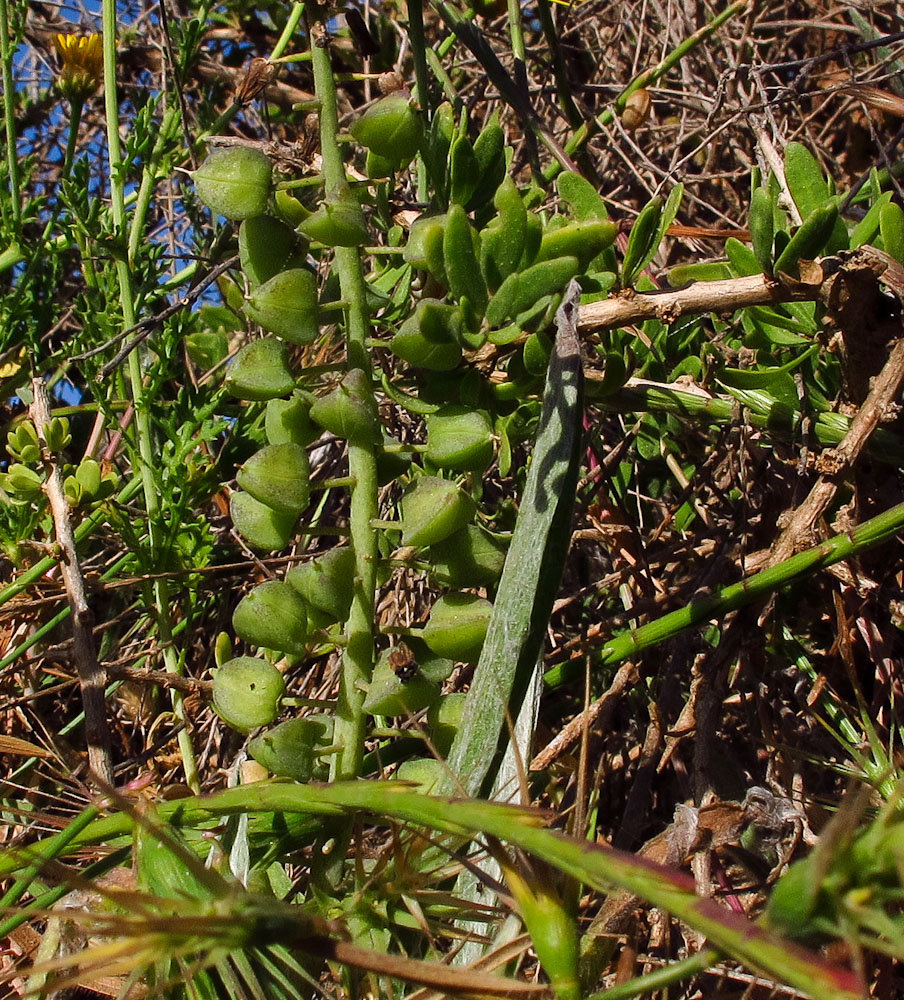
left=212, top=656, right=285, bottom=733
left=233, top=579, right=309, bottom=656
left=773, top=201, right=839, bottom=278
left=421, top=592, right=492, bottom=664
left=185, top=331, right=228, bottom=370
left=239, top=214, right=305, bottom=288
left=486, top=256, right=579, bottom=328
left=535, top=219, right=617, bottom=270
left=392, top=298, right=462, bottom=370
left=401, top=476, right=477, bottom=547
left=394, top=758, right=444, bottom=791
left=621, top=87, right=651, bottom=130
left=749, top=186, right=775, bottom=277
left=425, top=405, right=494, bottom=472
left=244, top=268, right=318, bottom=345
left=287, top=545, right=356, bottom=623
left=443, top=204, right=487, bottom=321
left=309, top=368, right=381, bottom=444
left=248, top=717, right=326, bottom=782
left=193, top=147, right=272, bottom=220
left=363, top=647, right=440, bottom=716
left=426, top=692, right=467, bottom=755
left=265, top=396, right=317, bottom=447
left=350, top=93, right=422, bottom=167
left=237, top=443, right=311, bottom=516
left=226, top=338, right=295, bottom=401
left=230, top=490, right=297, bottom=551
left=297, top=197, right=369, bottom=247
left=428, top=524, right=507, bottom=589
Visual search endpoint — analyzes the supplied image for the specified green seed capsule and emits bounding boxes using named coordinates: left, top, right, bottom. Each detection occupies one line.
left=237, top=442, right=311, bottom=517
left=225, top=338, right=295, bottom=400
left=233, top=580, right=309, bottom=656
left=426, top=692, right=467, bottom=755
left=212, top=656, right=286, bottom=733
left=193, top=147, right=272, bottom=220
left=391, top=299, right=463, bottom=370
left=297, top=197, right=369, bottom=247
left=350, top=93, right=423, bottom=167
left=244, top=269, right=319, bottom=345
left=185, top=331, right=228, bottom=370
left=239, top=214, right=306, bottom=288
left=265, top=396, right=317, bottom=447
left=428, top=524, right=507, bottom=589
left=421, top=592, right=492, bottom=663
left=425, top=404, right=494, bottom=472
left=363, top=648, right=440, bottom=716
left=401, top=476, right=477, bottom=547
left=230, top=490, right=297, bottom=551
left=287, top=545, right=356, bottom=623
left=248, top=717, right=326, bottom=782
left=394, top=757, right=445, bottom=791
left=309, top=368, right=381, bottom=444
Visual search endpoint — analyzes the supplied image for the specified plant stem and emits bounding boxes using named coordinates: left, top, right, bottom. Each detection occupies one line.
left=271, top=2, right=306, bottom=60
left=0, top=0, right=20, bottom=228
left=545, top=498, right=904, bottom=688
left=101, top=0, right=199, bottom=792
left=308, top=6, right=378, bottom=792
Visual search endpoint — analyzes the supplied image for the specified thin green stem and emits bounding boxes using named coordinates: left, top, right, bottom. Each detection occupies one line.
left=60, top=97, right=85, bottom=182
left=101, top=0, right=199, bottom=792
left=0, top=0, right=21, bottom=228
left=309, top=7, right=379, bottom=793
left=271, top=2, right=306, bottom=60
left=545, top=499, right=904, bottom=688
left=127, top=105, right=179, bottom=265
left=407, top=0, right=433, bottom=117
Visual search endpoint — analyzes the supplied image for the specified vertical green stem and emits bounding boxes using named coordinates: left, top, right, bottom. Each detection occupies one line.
left=271, top=2, right=306, bottom=60
left=100, top=0, right=199, bottom=792
left=308, top=7, right=378, bottom=789
left=0, top=0, right=20, bottom=228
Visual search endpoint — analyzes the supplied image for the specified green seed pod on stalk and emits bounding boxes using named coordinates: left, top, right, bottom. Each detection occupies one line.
left=229, top=491, right=297, bottom=551
left=401, top=476, right=477, bottom=547
left=426, top=691, right=467, bottom=755
left=425, top=405, right=494, bottom=472
left=265, top=396, right=317, bottom=447
left=239, top=215, right=306, bottom=288
left=349, top=93, right=423, bottom=167
left=428, top=524, right=507, bottom=589
left=297, top=193, right=369, bottom=247
left=391, top=299, right=463, bottom=370
left=309, top=368, right=381, bottom=444
left=363, top=648, right=440, bottom=716
left=237, top=443, right=311, bottom=517
left=244, top=268, right=319, bottom=344
left=287, top=545, right=356, bottom=623
left=421, top=592, right=493, bottom=663
left=233, top=580, right=309, bottom=656
left=248, top=717, right=326, bottom=782
left=225, top=338, right=295, bottom=400
left=212, top=656, right=286, bottom=733
left=193, top=146, right=272, bottom=220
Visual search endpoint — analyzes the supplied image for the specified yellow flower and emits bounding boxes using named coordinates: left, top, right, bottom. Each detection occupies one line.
left=53, top=33, right=103, bottom=101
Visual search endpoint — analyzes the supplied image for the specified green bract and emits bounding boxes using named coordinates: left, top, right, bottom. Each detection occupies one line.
left=428, top=524, right=507, bottom=589
left=287, top=545, right=356, bottom=623
left=237, top=443, right=311, bottom=517
left=421, top=592, right=492, bottom=663
left=229, top=491, right=297, bottom=551
left=244, top=269, right=319, bottom=344
left=401, top=476, right=477, bottom=547
left=225, top=338, right=295, bottom=400
left=233, top=580, right=309, bottom=655
left=212, top=656, right=286, bottom=733
left=425, top=405, right=494, bottom=472
left=193, top=147, right=272, bottom=220
left=297, top=197, right=369, bottom=247
left=349, top=93, right=422, bottom=166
